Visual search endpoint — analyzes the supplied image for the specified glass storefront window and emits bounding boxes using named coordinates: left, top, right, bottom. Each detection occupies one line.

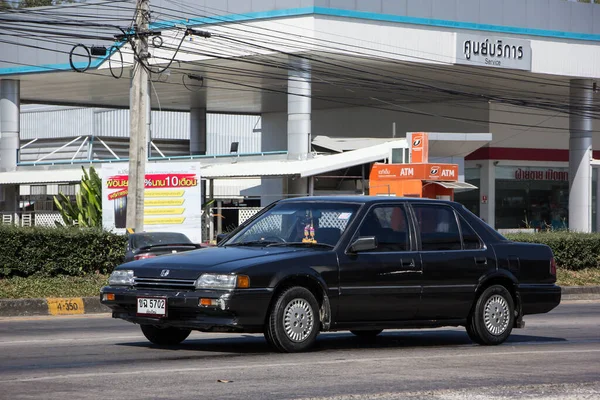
left=495, top=166, right=569, bottom=230
left=454, top=168, right=480, bottom=216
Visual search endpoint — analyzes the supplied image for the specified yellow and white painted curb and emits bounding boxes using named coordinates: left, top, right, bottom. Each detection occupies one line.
left=0, top=297, right=109, bottom=317
left=46, top=298, right=86, bottom=316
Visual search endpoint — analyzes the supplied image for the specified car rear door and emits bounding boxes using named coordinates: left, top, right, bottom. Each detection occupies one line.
left=410, top=203, right=496, bottom=320
left=337, top=203, right=422, bottom=323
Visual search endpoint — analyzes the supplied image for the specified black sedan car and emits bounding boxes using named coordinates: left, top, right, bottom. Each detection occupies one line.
left=124, top=232, right=204, bottom=262
left=101, top=196, right=561, bottom=352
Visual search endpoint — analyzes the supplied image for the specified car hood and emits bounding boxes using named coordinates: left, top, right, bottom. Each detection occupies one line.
left=121, top=246, right=313, bottom=279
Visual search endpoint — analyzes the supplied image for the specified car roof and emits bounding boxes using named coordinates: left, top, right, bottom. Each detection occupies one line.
left=278, top=195, right=460, bottom=206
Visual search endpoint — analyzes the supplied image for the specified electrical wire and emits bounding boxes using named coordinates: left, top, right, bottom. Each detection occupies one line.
left=1, top=2, right=599, bottom=132
left=157, top=0, right=579, bottom=91
left=0, top=1, right=588, bottom=109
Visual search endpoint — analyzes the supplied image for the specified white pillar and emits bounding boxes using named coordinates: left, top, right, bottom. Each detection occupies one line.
left=0, top=79, right=20, bottom=172
left=287, top=60, right=311, bottom=197
left=287, top=60, right=311, bottom=161
left=568, top=79, right=594, bottom=232
left=190, top=107, right=207, bottom=155
left=479, top=160, right=496, bottom=228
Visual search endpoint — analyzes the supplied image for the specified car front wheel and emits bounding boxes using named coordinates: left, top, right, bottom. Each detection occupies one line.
left=265, top=286, right=320, bottom=353
left=467, top=285, right=514, bottom=345
left=140, top=325, right=191, bottom=345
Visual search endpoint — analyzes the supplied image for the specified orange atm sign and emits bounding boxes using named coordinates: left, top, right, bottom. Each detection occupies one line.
left=410, top=132, right=429, bottom=163
left=372, top=163, right=459, bottom=181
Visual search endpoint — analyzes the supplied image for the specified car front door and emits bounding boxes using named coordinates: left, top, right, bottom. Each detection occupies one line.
left=410, top=203, right=496, bottom=320
left=337, top=204, right=422, bottom=323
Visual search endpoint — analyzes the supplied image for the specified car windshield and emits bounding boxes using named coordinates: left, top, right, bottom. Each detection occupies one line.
left=131, top=232, right=193, bottom=249
left=225, top=202, right=362, bottom=247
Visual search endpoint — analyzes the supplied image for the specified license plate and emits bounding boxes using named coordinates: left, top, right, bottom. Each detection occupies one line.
left=136, top=297, right=167, bottom=317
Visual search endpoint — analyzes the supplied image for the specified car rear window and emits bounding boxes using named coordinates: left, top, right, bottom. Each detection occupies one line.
left=412, top=204, right=462, bottom=251
left=132, top=232, right=192, bottom=249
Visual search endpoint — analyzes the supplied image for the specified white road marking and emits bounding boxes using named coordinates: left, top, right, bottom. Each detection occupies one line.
left=1, top=348, right=600, bottom=383
left=0, top=336, right=143, bottom=345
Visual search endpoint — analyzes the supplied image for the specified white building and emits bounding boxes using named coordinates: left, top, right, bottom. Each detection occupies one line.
left=1, top=0, right=599, bottom=231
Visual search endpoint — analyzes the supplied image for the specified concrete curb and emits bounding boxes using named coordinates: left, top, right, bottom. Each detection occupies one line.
left=561, top=285, right=600, bottom=301
left=0, top=287, right=599, bottom=317
left=0, top=297, right=109, bottom=317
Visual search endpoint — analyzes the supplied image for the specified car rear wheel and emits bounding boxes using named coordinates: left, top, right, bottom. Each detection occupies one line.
left=140, top=325, right=191, bottom=345
left=350, top=329, right=383, bottom=338
left=265, top=286, right=320, bottom=353
left=467, top=285, right=514, bottom=345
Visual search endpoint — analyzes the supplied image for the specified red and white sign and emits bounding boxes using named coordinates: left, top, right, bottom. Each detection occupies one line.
left=101, top=162, right=203, bottom=243
left=481, top=195, right=488, bottom=204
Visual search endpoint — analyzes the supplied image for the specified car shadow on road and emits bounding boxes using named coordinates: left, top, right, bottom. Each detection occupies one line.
left=116, top=329, right=566, bottom=355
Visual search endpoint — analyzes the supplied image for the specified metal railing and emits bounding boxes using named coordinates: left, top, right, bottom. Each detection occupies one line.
left=16, top=135, right=287, bottom=166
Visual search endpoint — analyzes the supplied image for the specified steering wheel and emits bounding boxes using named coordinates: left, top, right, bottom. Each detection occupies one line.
left=261, top=236, right=287, bottom=243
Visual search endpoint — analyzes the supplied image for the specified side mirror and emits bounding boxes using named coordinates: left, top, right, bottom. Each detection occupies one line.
left=348, top=236, right=377, bottom=253
left=216, top=233, right=228, bottom=244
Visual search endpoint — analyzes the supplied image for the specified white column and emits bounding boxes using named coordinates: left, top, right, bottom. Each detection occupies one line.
left=0, top=79, right=20, bottom=172
left=287, top=60, right=311, bottom=197
left=479, top=160, right=496, bottom=228
left=287, top=60, right=311, bottom=161
left=0, top=80, right=20, bottom=215
left=568, top=79, right=594, bottom=232
left=190, top=107, right=207, bottom=155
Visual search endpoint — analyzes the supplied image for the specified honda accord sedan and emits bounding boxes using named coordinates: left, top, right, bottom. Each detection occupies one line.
left=101, top=196, right=561, bottom=352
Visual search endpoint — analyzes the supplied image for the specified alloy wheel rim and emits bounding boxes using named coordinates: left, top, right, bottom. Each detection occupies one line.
left=283, top=298, right=314, bottom=342
left=483, top=294, right=510, bottom=336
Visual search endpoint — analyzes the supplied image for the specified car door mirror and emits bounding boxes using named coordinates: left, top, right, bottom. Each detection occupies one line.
left=348, top=236, right=377, bottom=253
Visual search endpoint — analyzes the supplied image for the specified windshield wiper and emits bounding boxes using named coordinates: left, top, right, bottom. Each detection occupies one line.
left=266, top=242, right=335, bottom=249
left=225, top=240, right=278, bottom=247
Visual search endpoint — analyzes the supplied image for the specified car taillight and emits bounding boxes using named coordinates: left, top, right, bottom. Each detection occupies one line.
left=134, top=253, right=157, bottom=261
left=550, top=257, right=557, bottom=276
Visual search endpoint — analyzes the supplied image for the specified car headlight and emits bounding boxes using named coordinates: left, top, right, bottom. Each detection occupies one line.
left=195, top=273, right=250, bottom=290
left=108, top=269, right=134, bottom=286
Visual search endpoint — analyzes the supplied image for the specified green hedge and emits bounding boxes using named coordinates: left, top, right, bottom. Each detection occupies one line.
left=505, top=232, right=600, bottom=271
left=0, top=225, right=127, bottom=278
left=1, top=226, right=598, bottom=278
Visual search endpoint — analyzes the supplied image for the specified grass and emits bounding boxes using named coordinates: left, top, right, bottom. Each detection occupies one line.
left=0, top=269, right=599, bottom=299
left=557, top=268, right=600, bottom=287
left=0, top=274, right=109, bottom=299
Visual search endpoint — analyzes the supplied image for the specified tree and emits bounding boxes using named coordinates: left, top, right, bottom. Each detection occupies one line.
left=0, top=0, right=11, bottom=10
left=18, top=0, right=52, bottom=7
left=53, top=165, right=103, bottom=228
left=17, top=0, right=76, bottom=7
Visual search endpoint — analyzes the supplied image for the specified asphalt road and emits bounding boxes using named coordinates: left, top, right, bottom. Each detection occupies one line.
left=0, top=301, right=599, bottom=400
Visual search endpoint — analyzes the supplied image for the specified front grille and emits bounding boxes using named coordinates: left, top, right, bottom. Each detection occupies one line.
left=134, top=277, right=196, bottom=290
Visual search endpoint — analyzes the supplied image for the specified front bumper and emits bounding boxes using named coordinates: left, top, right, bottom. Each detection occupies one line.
left=100, top=286, right=273, bottom=333
left=518, top=283, right=562, bottom=315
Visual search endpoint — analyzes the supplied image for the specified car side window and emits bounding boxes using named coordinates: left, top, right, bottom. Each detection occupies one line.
left=357, top=206, right=409, bottom=252
left=412, top=204, right=462, bottom=251
left=459, top=217, right=483, bottom=250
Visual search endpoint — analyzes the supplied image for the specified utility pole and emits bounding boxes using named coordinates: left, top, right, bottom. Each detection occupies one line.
left=126, top=0, right=150, bottom=233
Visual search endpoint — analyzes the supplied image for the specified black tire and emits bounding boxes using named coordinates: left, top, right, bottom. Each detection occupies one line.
left=140, top=325, right=191, bottom=346
left=467, top=285, right=514, bottom=345
left=265, top=287, right=320, bottom=353
left=465, top=316, right=484, bottom=345
left=350, top=329, right=383, bottom=338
